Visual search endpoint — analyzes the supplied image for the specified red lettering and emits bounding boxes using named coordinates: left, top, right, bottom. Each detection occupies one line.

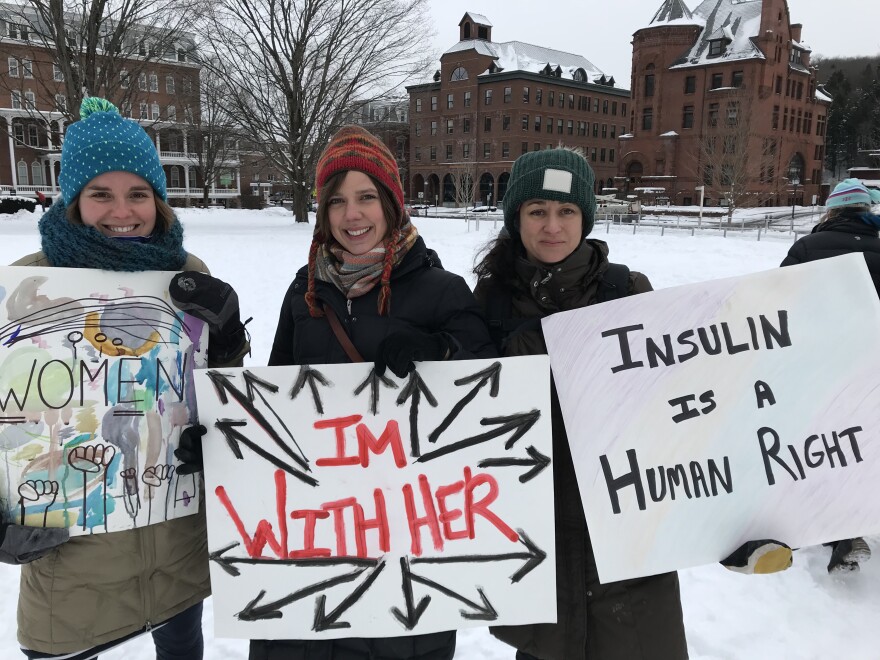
left=354, top=489, right=390, bottom=556
left=357, top=420, right=407, bottom=468
left=314, top=415, right=362, bottom=466
left=289, top=509, right=331, bottom=558
left=215, top=470, right=289, bottom=558
left=322, top=497, right=357, bottom=556
left=464, top=466, right=519, bottom=542
left=403, top=474, right=443, bottom=556
left=435, top=480, right=468, bottom=540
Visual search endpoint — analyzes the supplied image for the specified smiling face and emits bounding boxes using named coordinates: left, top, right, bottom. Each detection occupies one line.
left=77, top=171, right=157, bottom=238
left=518, top=199, right=583, bottom=265
left=326, top=170, right=389, bottom=255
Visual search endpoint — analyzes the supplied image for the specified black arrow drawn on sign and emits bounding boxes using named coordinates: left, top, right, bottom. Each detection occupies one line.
left=237, top=566, right=372, bottom=621
left=390, top=556, right=432, bottom=629
left=392, top=556, right=497, bottom=630
left=353, top=367, right=398, bottom=415
left=242, top=370, right=310, bottom=468
left=312, top=560, right=387, bottom=632
left=411, top=529, right=546, bottom=583
left=209, top=542, right=380, bottom=577
left=417, top=409, right=541, bottom=463
left=207, top=370, right=309, bottom=471
left=478, top=445, right=551, bottom=483
left=395, top=370, right=438, bottom=459
left=428, top=361, right=502, bottom=444
left=215, top=420, right=318, bottom=487
left=290, top=365, right=331, bottom=414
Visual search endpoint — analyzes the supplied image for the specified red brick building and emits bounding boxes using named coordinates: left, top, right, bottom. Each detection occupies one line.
left=407, top=13, right=629, bottom=207
left=620, top=0, right=829, bottom=207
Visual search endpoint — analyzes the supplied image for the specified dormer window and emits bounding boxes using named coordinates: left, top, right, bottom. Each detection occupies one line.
left=463, top=21, right=471, bottom=39
left=708, top=40, right=725, bottom=58
left=573, top=68, right=587, bottom=82
left=450, top=66, right=468, bottom=82
left=432, top=70, right=441, bottom=82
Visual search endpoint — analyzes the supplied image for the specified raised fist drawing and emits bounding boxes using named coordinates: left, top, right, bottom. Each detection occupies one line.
left=17, top=479, right=60, bottom=526
left=67, top=444, right=116, bottom=531
left=120, top=467, right=141, bottom=521
left=142, top=464, right=176, bottom=524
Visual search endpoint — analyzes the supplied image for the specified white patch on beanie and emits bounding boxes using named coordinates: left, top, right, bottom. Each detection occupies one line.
left=542, top=169, right=572, bottom=194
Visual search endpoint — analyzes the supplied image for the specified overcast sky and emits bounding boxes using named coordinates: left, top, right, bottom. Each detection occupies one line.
left=427, top=0, right=880, bottom=87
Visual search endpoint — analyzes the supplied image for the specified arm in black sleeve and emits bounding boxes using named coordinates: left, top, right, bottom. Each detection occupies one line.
left=434, top=275, right=498, bottom=360
left=268, top=280, right=298, bottom=367
left=780, top=240, right=808, bottom=268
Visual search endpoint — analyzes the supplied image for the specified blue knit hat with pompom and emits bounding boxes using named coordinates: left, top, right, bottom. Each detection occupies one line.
left=58, top=97, right=166, bottom=203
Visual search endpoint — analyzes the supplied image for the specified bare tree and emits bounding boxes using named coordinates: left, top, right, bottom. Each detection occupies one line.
left=696, top=92, right=769, bottom=222
left=201, top=0, right=432, bottom=222
left=1, top=0, right=204, bottom=123
left=452, top=162, right=477, bottom=210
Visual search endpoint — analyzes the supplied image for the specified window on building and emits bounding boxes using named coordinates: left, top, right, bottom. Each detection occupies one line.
left=601, top=123, right=607, bottom=138
left=610, top=125, right=616, bottom=139
left=727, top=101, right=738, bottom=125
left=414, top=146, right=421, bottom=161
left=682, top=105, right=694, bottom=129
left=610, top=148, right=615, bottom=163
left=151, top=103, right=160, bottom=120
left=710, top=72, right=723, bottom=89
left=166, top=75, right=175, bottom=94
left=536, top=89, right=542, bottom=104
left=463, top=117, right=471, bottom=133
left=55, top=94, right=67, bottom=112
left=17, top=160, right=28, bottom=185
left=602, top=99, right=609, bottom=114
left=446, top=118, right=454, bottom=134
left=534, top=115, right=541, bottom=132
left=535, top=142, right=541, bottom=151
left=8, top=57, right=18, bottom=77
left=548, top=91, right=555, bottom=106
left=590, top=147, right=597, bottom=162
left=783, top=107, right=788, bottom=131
left=775, top=75, right=782, bottom=94
left=430, top=145, right=436, bottom=161
left=24, top=90, right=35, bottom=109
left=27, top=124, right=38, bottom=146
left=446, top=144, right=453, bottom=160
left=502, top=142, right=510, bottom=158
left=485, top=116, right=491, bottom=132
left=431, top=96, right=437, bottom=110
left=140, top=102, right=148, bottom=119
left=796, top=81, right=803, bottom=100
left=817, top=114, right=826, bottom=136
left=642, top=108, right=653, bottom=131
left=593, top=98, right=599, bottom=112
left=53, top=63, right=64, bottom=82
left=579, top=121, right=586, bottom=136
left=503, top=115, right=510, bottom=131
left=447, top=93, right=453, bottom=109
left=415, top=121, right=421, bottom=137
left=450, top=66, right=468, bottom=81
left=570, top=94, right=575, bottom=109
left=592, top=123, right=599, bottom=137
left=121, top=101, right=131, bottom=117
left=684, top=76, right=696, bottom=94
left=483, top=143, right=491, bottom=158
left=177, top=48, right=187, bottom=62
left=504, top=86, right=511, bottom=103
left=463, top=143, right=470, bottom=158
left=708, top=40, right=725, bottom=57
left=485, top=89, right=493, bottom=105
left=139, top=72, right=148, bottom=91
left=708, top=102, right=719, bottom=126
left=31, top=160, right=43, bottom=185
left=522, top=141, right=528, bottom=155
left=415, top=98, right=422, bottom=112
left=170, top=166, right=181, bottom=188
left=557, top=119, right=563, bottom=134
left=22, top=59, right=33, bottom=78
left=167, top=105, right=176, bottom=121
left=430, top=120, right=437, bottom=136
left=149, top=74, right=158, bottom=92
left=13, top=123, right=24, bottom=143
left=732, top=71, right=744, bottom=88
left=523, top=86, right=529, bottom=103
left=567, top=120, right=573, bottom=135
left=600, top=148, right=606, bottom=162
left=464, top=91, right=471, bottom=107
left=546, top=119, right=552, bottom=134
left=644, top=74, right=655, bottom=97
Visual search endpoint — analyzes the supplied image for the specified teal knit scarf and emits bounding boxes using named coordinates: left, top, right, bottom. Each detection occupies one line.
left=38, top=199, right=188, bottom=271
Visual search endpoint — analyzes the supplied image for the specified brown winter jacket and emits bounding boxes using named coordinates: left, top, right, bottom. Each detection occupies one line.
left=474, top=239, right=688, bottom=660
left=10, top=250, right=247, bottom=655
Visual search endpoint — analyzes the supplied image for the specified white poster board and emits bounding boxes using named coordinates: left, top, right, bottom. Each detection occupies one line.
left=194, top=356, right=554, bottom=639
left=542, top=254, right=880, bottom=583
left=0, top=266, right=207, bottom=535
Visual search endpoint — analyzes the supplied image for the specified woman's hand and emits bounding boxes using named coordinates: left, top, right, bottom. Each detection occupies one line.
left=375, top=331, right=454, bottom=378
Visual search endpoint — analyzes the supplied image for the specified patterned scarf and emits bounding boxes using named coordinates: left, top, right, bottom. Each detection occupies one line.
left=313, top=221, right=419, bottom=308
left=38, top=199, right=188, bottom=272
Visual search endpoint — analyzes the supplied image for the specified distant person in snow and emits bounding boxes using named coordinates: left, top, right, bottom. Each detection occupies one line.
left=473, top=147, right=793, bottom=660
left=781, top=177, right=880, bottom=573
left=254, top=125, right=497, bottom=660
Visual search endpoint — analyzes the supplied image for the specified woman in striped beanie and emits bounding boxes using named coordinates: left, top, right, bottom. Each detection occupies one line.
left=258, top=125, right=496, bottom=660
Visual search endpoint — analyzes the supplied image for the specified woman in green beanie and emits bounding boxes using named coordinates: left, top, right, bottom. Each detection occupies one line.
left=3, top=97, right=249, bottom=660
left=473, top=148, right=791, bottom=660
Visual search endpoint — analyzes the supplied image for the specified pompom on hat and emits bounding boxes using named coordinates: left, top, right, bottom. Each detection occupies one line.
left=59, top=97, right=166, bottom=204
left=315, top=125, right=405, bottom=226
left=503, top=148, right=597, bottom=240
left=825, top=179, right=872, bottom=210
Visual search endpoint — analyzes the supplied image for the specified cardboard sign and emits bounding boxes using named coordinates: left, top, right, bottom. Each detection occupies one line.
left=194, top=356, right=554, bottom=639
left=542, top=254, right=880, bottom=583
left=0, top=266, right=207, bottom=535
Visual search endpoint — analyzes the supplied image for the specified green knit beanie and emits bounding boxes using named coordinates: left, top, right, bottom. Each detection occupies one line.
left=503, top=148, right=597, bottom=239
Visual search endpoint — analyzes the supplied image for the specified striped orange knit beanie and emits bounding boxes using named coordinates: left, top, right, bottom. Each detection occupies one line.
left=316, top=125, right=404, bottom=224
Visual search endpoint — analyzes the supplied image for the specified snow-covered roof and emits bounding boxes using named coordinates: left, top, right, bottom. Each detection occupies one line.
left=815, top=86, right=832, bottom=103
left=667, top=0, right=767, bottom=70
left=443, top=39, right=605, bottom=83
left=648, top=0, right=702, bottom=26
left=460, top=12, right=492, bottom=26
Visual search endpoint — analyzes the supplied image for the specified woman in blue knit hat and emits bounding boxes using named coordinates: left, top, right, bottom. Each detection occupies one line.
left=1, top=97, right=249, bottom=660
left=781, top=178, right=880, bottom=573
left=473, top=147, right=792, bottom=660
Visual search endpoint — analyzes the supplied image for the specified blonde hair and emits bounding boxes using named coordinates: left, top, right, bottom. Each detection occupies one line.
left=819, top=203, right=871, bottom=225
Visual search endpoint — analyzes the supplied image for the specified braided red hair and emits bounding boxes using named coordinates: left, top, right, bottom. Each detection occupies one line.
left=305, top=238, right=324, bottom=318
left=376, top=230, right=399, bottom=315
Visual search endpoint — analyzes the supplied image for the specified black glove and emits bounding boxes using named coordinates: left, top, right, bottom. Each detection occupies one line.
left=174, top=424, right=207, bottom=475
left=375, top=331, right=454, bottom=378
left=721, top=539, right=792, bottom=574
left=169, top=271, right=247, bottom=362
left=0, top=521, right=69, bottom=565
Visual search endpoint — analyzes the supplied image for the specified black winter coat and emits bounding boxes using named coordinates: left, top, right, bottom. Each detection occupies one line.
left=255, top=236, right=497, bottom=660
left=781, top=212, right=880, bottom=296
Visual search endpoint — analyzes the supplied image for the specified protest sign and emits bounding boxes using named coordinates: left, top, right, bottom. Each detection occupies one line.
left=194, top=356, right=554, bottom=639
left=0, top=266, right=207, bottom=535
left=542, top=254, right=880, bottom=583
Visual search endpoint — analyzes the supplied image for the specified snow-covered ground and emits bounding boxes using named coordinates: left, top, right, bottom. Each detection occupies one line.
left=1, top=206, right=879, bottom=659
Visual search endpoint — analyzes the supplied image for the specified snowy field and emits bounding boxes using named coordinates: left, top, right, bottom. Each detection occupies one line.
left=1, top=206, right=879, bottom=659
